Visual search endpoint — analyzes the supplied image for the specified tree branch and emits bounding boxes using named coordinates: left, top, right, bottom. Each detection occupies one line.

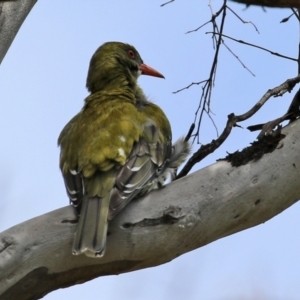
left=0, top=0, right=37, bottom=64
left=231, top=0, right=300, bottom=8
left=1, top=119, right=300, bottom=300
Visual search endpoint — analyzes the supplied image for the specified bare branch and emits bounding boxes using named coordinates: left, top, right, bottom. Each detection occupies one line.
left=222, top=40, right=256, bottom=76
left=187, top=1, right=228, bottom=144
left=1, top=120, right=300, bottom=299
left=185, top=2, right=226, bottom=34
left=160, top=0, right=174, bottom=7
left=291, top=8, right=300, bottom=22
left=291, top=9, right=300, bottom=73
left=226, top=5, right=260, bottom=33
left=173, top=79, right=208, bottom=94
left=248, top=88, right=300, bottom=138
left=280, top=12, right=295, bottom=23
left=178, top=74, right=300, bottom=178
left=206, top=32, right=298, bottom=62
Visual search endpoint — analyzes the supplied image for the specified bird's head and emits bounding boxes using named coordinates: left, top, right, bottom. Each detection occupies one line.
left=86, top=42, right=164, bottom=94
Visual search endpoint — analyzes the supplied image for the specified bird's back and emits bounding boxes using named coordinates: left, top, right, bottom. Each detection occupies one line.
left=59, top=89, right=172, bottom=215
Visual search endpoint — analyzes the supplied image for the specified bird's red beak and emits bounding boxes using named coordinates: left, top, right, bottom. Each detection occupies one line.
left=139, top=63, right=164, bottom=79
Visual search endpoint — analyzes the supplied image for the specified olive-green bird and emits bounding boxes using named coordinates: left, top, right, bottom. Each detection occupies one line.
left=58, top=42, right=191, bottom=257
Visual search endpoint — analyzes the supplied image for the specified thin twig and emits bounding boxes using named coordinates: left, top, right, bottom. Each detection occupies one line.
left=280, top=12, right=295, bottom=23
left=193, top=1, right=227, bottom=142
left=206, top=108, right=219, bottom=137
left=207, top=32, right=297, bottom=62
left=222, top=40, right=256, bottom=76
left=185, top=2, right=225, bottom=34
left=185, top=21, right=211, bottom=34
left=291, top=8, right=300, bottom=22
left=173, top=80, right=208, bottom=94
left=185, top=123, right=195, bottom=142
left=180, top=1, right=228, bottom=145
left=226, top=5, right=260, bottom=33
left=291, top=9, right=300, bottom=74
left=160, top=0, right=174, bottom=7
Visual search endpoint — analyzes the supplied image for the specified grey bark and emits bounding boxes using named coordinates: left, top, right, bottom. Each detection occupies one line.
left=0, top=120, right=300, bottom=300
left=0, top=0, right=37, bottom=65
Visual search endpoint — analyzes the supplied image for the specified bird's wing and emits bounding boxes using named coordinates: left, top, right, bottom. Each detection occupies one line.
left=61, top=168, right=84, bottom=210
left=58, top=99, right=172, bottom=256
left=61, top=129, right=171, bottom=220
left=108, top=122, right=172, bottom=220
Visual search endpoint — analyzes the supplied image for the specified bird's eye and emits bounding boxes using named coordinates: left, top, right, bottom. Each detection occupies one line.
left=128, top=50, right=135, bottom=58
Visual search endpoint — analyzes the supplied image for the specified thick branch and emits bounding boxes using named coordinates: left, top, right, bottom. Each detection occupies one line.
left=0, top=0, right=37, bottom=64
left=231, top=0, right=300, bottom=7
left=1, top=120, right=300, bottom=299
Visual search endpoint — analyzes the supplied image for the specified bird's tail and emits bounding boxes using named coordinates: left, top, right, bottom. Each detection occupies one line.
left=165, top=137, right=192, bottom=180
left=139, top=137, right=191, bottom=194
left=72, top=195, right=110, bottom=257
left=162, top=137, right=192, bottom=181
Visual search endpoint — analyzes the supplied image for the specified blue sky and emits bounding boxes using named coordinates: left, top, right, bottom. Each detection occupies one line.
left=0, top=1, right=299, bottom=299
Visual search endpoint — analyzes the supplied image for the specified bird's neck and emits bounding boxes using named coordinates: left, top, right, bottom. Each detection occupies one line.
left=85, top=74, right=150, bottom=108
left=87, top=65, right=138, bottom=94
left=135, top=85, right=152, bottom=107
left=84, top=84, right=143, bottom=110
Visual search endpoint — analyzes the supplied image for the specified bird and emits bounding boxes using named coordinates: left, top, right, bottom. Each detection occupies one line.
left=58, top=41, right=191, bottom=258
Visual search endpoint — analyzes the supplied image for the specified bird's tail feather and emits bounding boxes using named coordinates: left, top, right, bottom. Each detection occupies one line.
left=163, top=137, right=192, bottom=181
left=168, top=137, right=191, bottom=170
left=73, top=195, right=110, bottom=257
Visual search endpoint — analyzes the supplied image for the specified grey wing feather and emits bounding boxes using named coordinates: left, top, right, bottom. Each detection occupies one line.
left=108, top=137, right=169, bottom=220
left=108, top=137, right=191, bottom=220
left=136, top=137, right=191, bottom=194
left=62, top=169, right=84, bottom=212
left=160, top=137, right=192, bottom=181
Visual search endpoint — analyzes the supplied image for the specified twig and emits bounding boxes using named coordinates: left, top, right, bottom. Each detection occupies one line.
left=222, top=40, right=256, bottom=76
left=207, top=32, right=298, bottom=62
left=177, top=74, right=300, bottom=178
left=160, top=0, right=174, bottom=7
left=185, top=2, right=225, bottom=34
left=185, top=123, right=195, bottom=142
left=192, top=1, right=227, bottom=143
left=291, top=8, right=300, bottom=22
left=173, top=80, right=208, bottom=94
left=291, top=9, right=300, bottom=74
left=248, top=88, right=300, bottom=138
left=280, top=12, right=295, bottom=23
left=226, top=5, right=260, bottom=33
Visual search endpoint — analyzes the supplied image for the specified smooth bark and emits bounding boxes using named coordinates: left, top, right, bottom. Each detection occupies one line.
left=0, top=0, right=37, bottom=64
left=1, top=120, right=300, bottom=300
